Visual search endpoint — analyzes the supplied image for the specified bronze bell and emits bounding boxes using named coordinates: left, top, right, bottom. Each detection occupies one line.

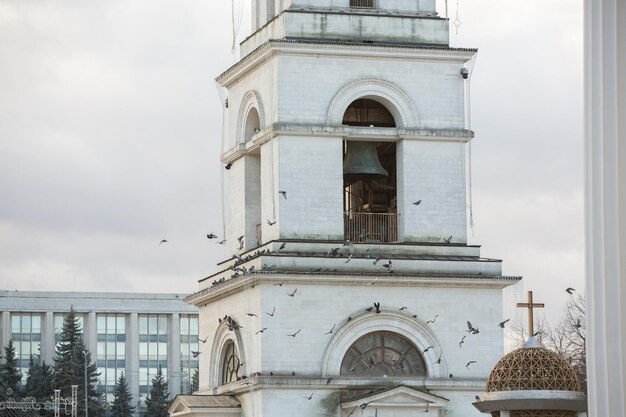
left=343, top=141, right=388, bottom=184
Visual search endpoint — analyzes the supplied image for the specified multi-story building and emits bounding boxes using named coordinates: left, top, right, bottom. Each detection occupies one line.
left=0, top=291, right=199, bottom=409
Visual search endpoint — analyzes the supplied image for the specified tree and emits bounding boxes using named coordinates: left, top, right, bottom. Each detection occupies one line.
left=0, top=339, right=23, bottom=396
left=53, top=307, right=104, bottom=417
left=110, top=372, right=135, bottom=417
left=190, top=369, right=199, bottom=394
left=144, top=366, right=169, bottom=417
left=25, top=355, right=54, bottom=399
left=25, top=356, right=54, bottom=415
left=538, top=294, right=587, bottom=392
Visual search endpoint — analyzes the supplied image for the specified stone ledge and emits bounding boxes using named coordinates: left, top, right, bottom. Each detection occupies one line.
left=198, top=375, right=488, bottom=396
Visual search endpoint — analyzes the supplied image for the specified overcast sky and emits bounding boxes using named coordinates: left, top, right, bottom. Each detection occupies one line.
left=0, top=0, right=583, bottom=322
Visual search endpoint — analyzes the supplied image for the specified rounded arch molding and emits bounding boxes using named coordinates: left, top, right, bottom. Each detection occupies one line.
left=208, top=321, right=247, bottom=387
left=321, top=311, right=447, bottom=378
left=236, top=90, right=266, bottom=145
left=326, top=78, right=419, bottom=128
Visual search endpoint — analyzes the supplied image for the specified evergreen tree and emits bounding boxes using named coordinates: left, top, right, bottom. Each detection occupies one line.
left=0, top=339, right=23, bottom=396
left=190, top=369, right=199, bottom=394
left=144, top=366, right=169, bottom=417
left=53, top=307, right=104, bottom=417
left=110, top=372, right=134, bottom=417
left=25, top=356, right=53, bottom=415
left=25, top=355, right=53, bottom=400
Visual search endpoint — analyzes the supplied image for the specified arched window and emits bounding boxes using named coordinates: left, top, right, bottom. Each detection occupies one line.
left=221, top=340, right=241, bottom=384
left=340, top=331, right=427, bottom=376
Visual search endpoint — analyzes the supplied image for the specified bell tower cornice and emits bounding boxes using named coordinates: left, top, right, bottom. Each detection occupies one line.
left=217, top=39, right=477, bottom=88
left=243, top=1, right=450, bottom=57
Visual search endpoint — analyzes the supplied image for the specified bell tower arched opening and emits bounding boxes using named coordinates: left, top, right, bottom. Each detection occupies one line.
left=242, top=107, right=262, bottom=249
left=342, top=99, right=396, bottom=128
left=244, top=107, right=260, bottom=143
left=342, top=99, right=398, bottom=243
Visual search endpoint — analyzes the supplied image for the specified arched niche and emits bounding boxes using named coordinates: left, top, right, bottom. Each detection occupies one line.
left=236, top=91, right=265, bottom=145
left=208, top=322, right=247, bottom=387
left=326, top=78, right=419, bottom=128
left=321, top=311, right=446, bottom=378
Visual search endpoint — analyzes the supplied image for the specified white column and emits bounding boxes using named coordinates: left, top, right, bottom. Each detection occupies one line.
left=584, top=0, right=626, bottom=416
left=41, top=312, right=55, bottom=364
left=500, top=412, right=510, bottom=417
left=127, top=313, right=139, bottom=408
left=85, top=312, right=97, bottom=353
left=0, top=311, right=10, bottom=350
left=169, top=313, right=181, bottom=396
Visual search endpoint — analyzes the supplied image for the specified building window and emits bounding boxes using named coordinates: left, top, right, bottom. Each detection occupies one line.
left=96, top=314, right=126, bottom=404
left=350, top=0, right=374, bottom=8
left=340, top=331, right=427, bottom=376
left=11, top=313, right=42, bottom=383
left=179, top=315, right=199, bottom=394
left=138, top=314, right=168, bottom=405
left=54, top=313, right=84, bottom=343
left=221, top=341, right=240, bottom=385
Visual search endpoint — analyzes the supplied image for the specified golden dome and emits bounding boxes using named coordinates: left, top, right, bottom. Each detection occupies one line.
left=487, top=344, right=582, bottom=393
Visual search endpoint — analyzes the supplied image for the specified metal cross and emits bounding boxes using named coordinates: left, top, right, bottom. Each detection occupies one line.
left=517, top=291, right=545, bottom=336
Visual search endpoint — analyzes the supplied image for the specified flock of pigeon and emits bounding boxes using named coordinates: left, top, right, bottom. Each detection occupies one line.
left=159, top=191, right=453, bottom=249
left=158, top=186, right=582, bottom=409
left=188, top=285, right=582, bottom=400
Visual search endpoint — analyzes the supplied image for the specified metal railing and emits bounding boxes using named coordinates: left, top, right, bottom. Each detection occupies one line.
left=350, top=0, right=374, bottom=8
left=344, top=212, right=398, bottom=243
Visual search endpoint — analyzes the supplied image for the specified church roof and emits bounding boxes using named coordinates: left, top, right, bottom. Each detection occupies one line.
left=341, top=385, right=449, bottom=404
left=340, top=386, right=448, bottom=412
left=486, top=338, right=582, bottom=393
left=169, top=395, right=240, bottom=409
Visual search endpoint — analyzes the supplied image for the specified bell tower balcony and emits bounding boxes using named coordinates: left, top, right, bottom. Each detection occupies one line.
left=344, top=212, right=399, bottom=243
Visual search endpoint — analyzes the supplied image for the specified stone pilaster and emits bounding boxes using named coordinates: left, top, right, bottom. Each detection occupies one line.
left=0, top=311, right=10, bottom=351
left=85, top=311, right=97, bottom=354
left=584, top=0, right=626, bottom=415
left=169, top=313, right=181, bottom=396
left=127, top=313, right=139, bottom=408
left=41, top=312, right=55, bottom=364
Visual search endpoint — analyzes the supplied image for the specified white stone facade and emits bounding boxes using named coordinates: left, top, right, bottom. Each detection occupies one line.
left=176, top=2, right=521, bottom=416
left=221, top=41, right=474, bottom=248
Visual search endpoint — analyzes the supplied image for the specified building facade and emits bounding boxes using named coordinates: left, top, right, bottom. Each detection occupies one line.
left=170, top=1, right=521, bottom=416
left=0, top=291, right=199, bottom=410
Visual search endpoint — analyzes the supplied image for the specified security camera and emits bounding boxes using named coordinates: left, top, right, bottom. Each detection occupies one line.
left=460, top=67, right=469, bottom=79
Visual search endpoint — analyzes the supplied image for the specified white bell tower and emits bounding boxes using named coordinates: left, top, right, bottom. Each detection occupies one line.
left=221, top=0, right=472, bottom=254
left=174, top=2, right=521, bottom=417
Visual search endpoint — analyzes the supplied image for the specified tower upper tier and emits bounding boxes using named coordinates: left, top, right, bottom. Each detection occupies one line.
left=245, top=0, right=447, bottom=56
